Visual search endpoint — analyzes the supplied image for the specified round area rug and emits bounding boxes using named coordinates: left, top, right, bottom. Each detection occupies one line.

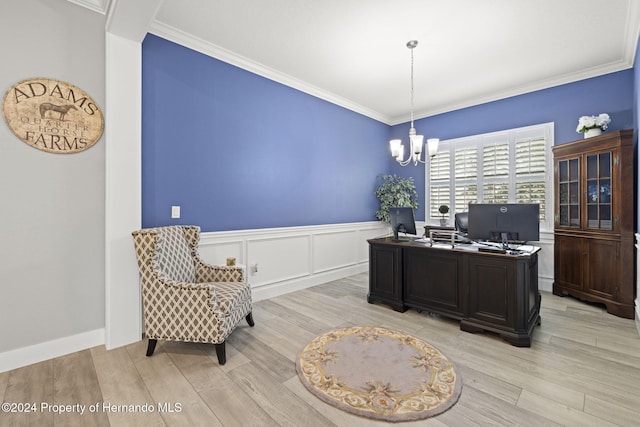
left=296, top=326, right=462, bottom=422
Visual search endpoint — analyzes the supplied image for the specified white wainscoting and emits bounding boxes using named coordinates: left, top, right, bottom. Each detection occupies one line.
left=198, top=221, right=389, bottom=301
left=535, top=230, right=555, bottom=293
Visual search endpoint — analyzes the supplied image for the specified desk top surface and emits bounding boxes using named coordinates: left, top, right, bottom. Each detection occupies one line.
left=368, top=236, right=541, bottom=257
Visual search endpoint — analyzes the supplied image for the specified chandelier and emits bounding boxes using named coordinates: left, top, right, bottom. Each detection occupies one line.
left=389, top=40, right=439, bottom=166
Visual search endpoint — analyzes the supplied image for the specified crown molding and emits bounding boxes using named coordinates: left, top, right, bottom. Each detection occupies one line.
left=390, top=58, right=636, bottom=126
left=147, top=20, right=390, bottom=125
left=66, top=0, right=110, bottom=14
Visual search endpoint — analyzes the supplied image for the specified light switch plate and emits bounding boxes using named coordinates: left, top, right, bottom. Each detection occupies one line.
left=171, top=205, right=180, bottom=219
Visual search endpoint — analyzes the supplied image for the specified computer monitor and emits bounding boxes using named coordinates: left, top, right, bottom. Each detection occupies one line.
left=389, top=207, right=417, bottom=241
left=467, top=203, right=540, bottom=247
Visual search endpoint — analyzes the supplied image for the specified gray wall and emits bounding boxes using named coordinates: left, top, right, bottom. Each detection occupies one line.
left=0, top=0, right=106, bottom=352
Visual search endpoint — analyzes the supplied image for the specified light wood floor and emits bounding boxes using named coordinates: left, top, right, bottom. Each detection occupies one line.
left=2, top=273, right=640, bottom=426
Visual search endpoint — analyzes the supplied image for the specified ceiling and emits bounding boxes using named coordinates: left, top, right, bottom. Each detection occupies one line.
left=77, top=0, right=639, bottom=125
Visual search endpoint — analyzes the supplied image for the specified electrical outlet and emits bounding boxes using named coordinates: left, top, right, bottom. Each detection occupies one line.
left=171, top=205, right=180, bottom=219
left=252, top=263, right=259, bottom=274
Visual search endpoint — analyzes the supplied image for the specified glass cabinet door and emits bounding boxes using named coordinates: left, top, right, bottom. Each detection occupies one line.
left=586, top=152, right=612, bottom=230
left=557, top=158, right=580, bottom=227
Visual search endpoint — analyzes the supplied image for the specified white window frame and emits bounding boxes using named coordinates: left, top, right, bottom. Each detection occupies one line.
left=425, top=122, right=554, bottom=233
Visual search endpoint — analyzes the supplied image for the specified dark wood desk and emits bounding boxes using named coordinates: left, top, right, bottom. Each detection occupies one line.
left=367, top=237, right=541, bottom=347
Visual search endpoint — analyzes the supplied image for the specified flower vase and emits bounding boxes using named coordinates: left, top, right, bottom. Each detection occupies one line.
left=584, top=128, right=602, bottom=138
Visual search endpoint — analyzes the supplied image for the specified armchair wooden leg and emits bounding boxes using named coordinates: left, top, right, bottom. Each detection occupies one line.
left=214, top=342, right=226, bottom=365
left=146, top=339, right=157, bottom=357
left=246, top=312, right=255, bottom=327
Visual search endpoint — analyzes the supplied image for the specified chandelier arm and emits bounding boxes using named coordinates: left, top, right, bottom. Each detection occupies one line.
left=396, top=154, right=407, bottom=165
left=398, top=157, right=411, bottom=166
left=394, top=144, right=412, bottom=166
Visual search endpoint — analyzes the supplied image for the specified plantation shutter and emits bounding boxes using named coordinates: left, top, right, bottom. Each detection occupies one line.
left=425, top=123, right=553, bottom=232
left=483, top=143, right=509, bottom=177
left=454, top=148, right=477, bottom=179
left=481, top=141, right=509, bottom=203
left=452, top=147, right=478, bottom=213
left=515, top=138, right=547, bottom=220
left=454, top=184, right=477, bottom=213
left=429, top=151, right=451, bottom=218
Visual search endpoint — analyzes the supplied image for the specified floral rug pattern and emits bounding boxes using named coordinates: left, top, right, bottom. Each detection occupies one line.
left=296, top=326, right=462, bottom=422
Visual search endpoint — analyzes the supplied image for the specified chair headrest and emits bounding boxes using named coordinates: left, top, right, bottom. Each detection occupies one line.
left=455, top=212, right=468, bottom=233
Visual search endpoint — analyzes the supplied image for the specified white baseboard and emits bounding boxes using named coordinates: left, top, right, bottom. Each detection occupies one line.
left=252, top=263, right=368, bottom=302
left=539, top=275, right=553, bottom=293
left=0, top=328, right=105, bottom=374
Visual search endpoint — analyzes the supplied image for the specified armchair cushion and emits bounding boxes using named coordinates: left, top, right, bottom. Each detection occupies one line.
left=212, top=281, right=252, bottom=315
left=154, top=226, right=196, bottom=282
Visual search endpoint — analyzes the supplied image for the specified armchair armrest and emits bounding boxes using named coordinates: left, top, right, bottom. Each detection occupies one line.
left=159, top=279, right=230, bottom=317
left=195, top=257, right=244, bottom=282
left=156, top=278, right=218, bottom=307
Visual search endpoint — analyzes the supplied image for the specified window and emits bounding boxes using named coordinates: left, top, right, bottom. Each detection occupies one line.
left=426, top=122, right=553, bottom=232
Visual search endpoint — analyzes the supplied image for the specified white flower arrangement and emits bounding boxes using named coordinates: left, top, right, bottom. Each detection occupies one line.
left=576, top=113, right=611, bottom=133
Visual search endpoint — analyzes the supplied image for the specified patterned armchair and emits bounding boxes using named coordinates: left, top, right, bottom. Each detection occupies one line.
left=131, top=225, right=254, bottom=365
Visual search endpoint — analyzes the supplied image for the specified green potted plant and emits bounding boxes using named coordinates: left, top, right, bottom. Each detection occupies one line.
left=374, top=174, right=419, bottom=223
left=438, top=204, right=449, bottom=226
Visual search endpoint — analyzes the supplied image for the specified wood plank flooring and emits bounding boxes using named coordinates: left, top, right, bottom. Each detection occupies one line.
left=1, top=272, right=639, bottom=426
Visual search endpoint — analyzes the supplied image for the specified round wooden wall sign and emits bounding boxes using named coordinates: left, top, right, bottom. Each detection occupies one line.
left=2, top=77, right=104, bottom=154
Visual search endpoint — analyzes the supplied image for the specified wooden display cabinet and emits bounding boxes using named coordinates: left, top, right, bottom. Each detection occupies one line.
left=552, top=130, right=635, bottom=318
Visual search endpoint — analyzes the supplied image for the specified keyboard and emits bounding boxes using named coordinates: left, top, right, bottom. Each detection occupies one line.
left=478, top=247, right=507, bottom=254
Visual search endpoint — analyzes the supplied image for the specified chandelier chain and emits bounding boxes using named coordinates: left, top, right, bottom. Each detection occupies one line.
left=410, top=43, right=415, bottom=128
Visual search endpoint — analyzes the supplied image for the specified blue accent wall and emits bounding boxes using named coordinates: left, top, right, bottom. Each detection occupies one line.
left=143, top=34, right=637, bottom=231
left=391, top=69, right=635, bottom=220
left=142, top=35, right=390, bottom=231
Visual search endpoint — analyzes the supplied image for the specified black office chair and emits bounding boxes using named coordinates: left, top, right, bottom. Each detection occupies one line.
left=454, top=212, right=472, bottom=243
left=455, top=212, right=468, bottom=234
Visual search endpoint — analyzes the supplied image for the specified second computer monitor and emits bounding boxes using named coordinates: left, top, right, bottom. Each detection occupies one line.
left=389, top=207, right=417, bottom=241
